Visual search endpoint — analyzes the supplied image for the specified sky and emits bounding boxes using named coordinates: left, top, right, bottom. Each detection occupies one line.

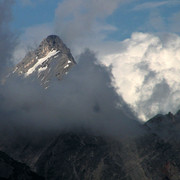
left=12, top=0, right=180, bottom=40
left=3, top=0, right=180, bottom=121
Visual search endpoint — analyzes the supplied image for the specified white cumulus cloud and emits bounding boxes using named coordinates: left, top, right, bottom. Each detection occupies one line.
left=101, top=32, right=180, bottom=121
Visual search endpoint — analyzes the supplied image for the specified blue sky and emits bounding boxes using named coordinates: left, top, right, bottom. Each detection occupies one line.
left=12, top=0, right=60, bottom=30
left=12, top=0, right=180, bottom=41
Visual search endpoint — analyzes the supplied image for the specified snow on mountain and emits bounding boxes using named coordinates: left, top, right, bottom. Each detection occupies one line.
left=12, top=35, right=76, bottom=86
left=25, top=50, right=60, bottom=77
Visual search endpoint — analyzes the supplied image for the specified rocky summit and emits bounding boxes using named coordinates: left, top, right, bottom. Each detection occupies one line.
left=13, top=35, right=76, bottom=87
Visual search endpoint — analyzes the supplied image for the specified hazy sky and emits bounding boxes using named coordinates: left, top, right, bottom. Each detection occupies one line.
left=8, top=0, right=180, bottom=121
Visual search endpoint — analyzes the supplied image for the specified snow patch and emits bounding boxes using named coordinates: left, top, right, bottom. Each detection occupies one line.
left=13, top=67, right=18, bottom=73
left=64, top=60, right=72, bottom=69
left=25, top=50, right=59, bottom=77
left=64, top=64, right=70, bottom=69
left=38, top=66, right=48, bottom=73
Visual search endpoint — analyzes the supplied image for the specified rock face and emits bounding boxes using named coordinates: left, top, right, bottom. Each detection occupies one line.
left=1, top=125, right=180, bottom=180
left=145, top=111, right=180, bottom=140
left=138, top=111, right=180, bottom=180
left=0, top=150, right=44, bottom=180
left=35, top=133, right=127, bottom=180
left=13, top=35, right=76, bottom=87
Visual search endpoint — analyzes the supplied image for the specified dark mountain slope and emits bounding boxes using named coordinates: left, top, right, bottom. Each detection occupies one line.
left=0, top=150, right=44, bottom=180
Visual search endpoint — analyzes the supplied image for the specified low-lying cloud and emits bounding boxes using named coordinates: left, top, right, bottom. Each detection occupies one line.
left=0, top=0, right=144, bottom=139
left=0, top=50, right=141, bottom=138
left=3, top=0, right=180, bottom=132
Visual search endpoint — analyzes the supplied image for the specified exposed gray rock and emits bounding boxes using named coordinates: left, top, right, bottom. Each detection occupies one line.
left=145, top=111, right=180, bottom=140
left=12, top=35, right=76, bottom=87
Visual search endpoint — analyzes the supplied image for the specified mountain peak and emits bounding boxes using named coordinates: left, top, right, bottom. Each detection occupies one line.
left=12, top=35, right=76, bottom=87
left=37, top=35, right=70, bottom=56
left=41, top=35, right=62, bottom=49
left=46, top=35, right=61, bottom=42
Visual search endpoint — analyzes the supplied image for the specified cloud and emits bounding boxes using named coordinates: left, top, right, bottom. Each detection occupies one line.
left=20, top=0, right=33, bottom=6
left=133, top=1, right=180, bottom=11
left=54, top=0, right=132, bottom=53
left=147, top=11, right=166, bottom=32
left=140, top=8, right=180, bottom=34
left=12, top=23, right=54, bottom=64
left=0, top=49, right=142, bottom=138
left=102, top=32, right=180, bottom=121
left=4, top=0, right=142, bottom=138
left=169, top=11, right=180, bottom=33
left=0, top=0, right=16, bottom=78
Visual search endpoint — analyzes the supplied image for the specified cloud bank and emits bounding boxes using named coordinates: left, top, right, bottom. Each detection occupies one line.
left=102, top=32, right=180, bottom=120
left=0, top=50, right=141, bottom=138
left=55, top=0, right=121, bottom=43
left=1, top=0, right=142, bottom=139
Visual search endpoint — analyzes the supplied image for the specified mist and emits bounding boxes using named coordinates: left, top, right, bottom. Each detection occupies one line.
left=0, top=0, right=146, bottom=140
left=0, top=49, right=142, bottom=138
